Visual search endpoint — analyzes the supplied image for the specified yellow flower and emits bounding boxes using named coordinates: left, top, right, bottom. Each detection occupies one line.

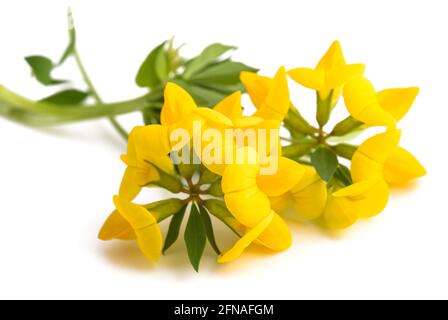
left=268, top=166, right=328, bottom=221
left=351, top=130, right=426, bottom=185
left=290, top=166, right=328, bottom=220
left=218, top=147, right=305, bottom=263
left=288, top=41, right=365, bottom=101
left=199, top=91, right=283, bottom=176
left=161, top=82, right=232, bottom=136
left=323, top=179, right=390, bottom=229
left=99, top=196, right=163, bottom=262
left=343, top=76, right=419, bottom=128
left=119, top=125, right=174, bottom=201
left=240, top=66, right=291, bottom=121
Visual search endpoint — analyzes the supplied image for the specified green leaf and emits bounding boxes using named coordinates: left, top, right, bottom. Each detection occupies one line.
left=25, top=56, right=66, bottom=86
left=204, top=200, right=244, bottom=237
left=284, top=107, right=318, bottom=135
left=146, top=164, right=183, bottom=194
left=189, top=60, right=258, bottom=86
left=39, top=89, right=89, bottom=105
left=199, top=206, right=221, bottom=255
left=330, top=116, right=364, bottom=137
left=163, top=205, right=188, bottom=253
left=146, top=198, right=186, bottom=222
left=332, top=143, right=358, bottom=160
left=173, top=79, right=227, bottom=106
left=334, top=164, right=353, bottom=187
left=183, top=43, right=236, bottom=79
left=184, top=204, right=207, bottom=272
left=59, top=9, right=77, bottom=65
left=282, top=141, right=316, bottom=159
left=208, top=179, right=224, bottom=197
left=311, top=147, right=339, bottom=182
left=198, top=166, right=220, bottom=185
left=135, top=41, right=169, bottom=89
left=190, top=81, right=245, bottom=95
left=316, top=91, right=333, bottom=128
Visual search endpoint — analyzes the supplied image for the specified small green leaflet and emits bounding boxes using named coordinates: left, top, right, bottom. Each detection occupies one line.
left=189, top=60, right=258, bottom=86
left=173, top=79, right=227, bottom=106
left=39, top=89, right=89, bottom=105
left=184, top=204, right=207, bottom=272
left=311, top=147, right=339, bottom=182
left=25, top=56, right=66, bottom=86
left=183, top=43, right=236, bottom=79
left=199, top=206, right=221, bottom=255
left=316, top=91, right=333, bottom=127
left=332, top=143, right=358, bottom=160
left=334, top=164, right=353, bottom=187
left=135, top=41, right=169, bottom=89
left=331, top=116, right=364, bottom=137
left=163, top=205, right=188, bottom=253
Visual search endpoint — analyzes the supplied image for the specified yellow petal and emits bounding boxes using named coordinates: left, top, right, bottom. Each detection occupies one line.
left=377, top=87, right=419, bottom=122
left=160, top=82, right=197, bottom=126
left=224, top=186, right=271, bottom=227
left=113, top=196, right=163, bottom=262
left=323, top=196, right=359, bottom=230
left=232, top=116, right=264, bottom=128
left=351, top=130, right=401, bottom=182
left=317, top=40, right=346, bottom=70
left=269, top=194, right=291, bottom=213
left=343, top=77, right=396, bottom=127
left=133, top=125, right=174, bottom=174
left=383, top=147, right=427, bottom=185
left=221, top=147, right=259, bottom=193
left=288, top=67, right=325, bottom=93
left=291, top=166, right=328, bottom=220
left=343, top=77, right=377, bottom=117
left=213, top=91, right=243, bottom=119
left=356, top=103, right=397, bottom=128
left=222, top=163, right=258, bottom=193
left=256, top=213, right=292, bottom=251
left=118, top=166, right=159, bottom=201
left=98, top=210, right=135, bottom=241
left=255, top=67, right=290, bottom=121
left=240, top=72, right=272, bottom=110
left=351, top=152, right=384, bottom=182
left=217, top=212, right=274, bottom=264
left=257, top=157, right=305, bottom=197
left=194, top=107, right=233, bottom=127
left=333, top=179, right=390, bottom=218
left=331, top=63, right=366, bottom=88
left=357, top=130, right=402, bottom=163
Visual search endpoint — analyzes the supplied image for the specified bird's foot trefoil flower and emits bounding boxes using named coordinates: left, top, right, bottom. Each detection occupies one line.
left=100, top=40, right=426, bottom=270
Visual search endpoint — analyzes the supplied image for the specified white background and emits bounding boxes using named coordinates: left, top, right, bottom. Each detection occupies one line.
left=0, top=0, right=447, bottom=300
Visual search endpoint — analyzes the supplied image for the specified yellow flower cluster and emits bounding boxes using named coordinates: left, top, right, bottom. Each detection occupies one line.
left=99, top=41, right=426, bottom=267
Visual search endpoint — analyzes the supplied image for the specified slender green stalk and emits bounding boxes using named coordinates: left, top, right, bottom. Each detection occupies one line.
left=0, top=85, right=157, bottom=125
left=73, top=50, right=129, bottom=141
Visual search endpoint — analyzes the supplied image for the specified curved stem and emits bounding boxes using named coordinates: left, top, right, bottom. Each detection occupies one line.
left=0, top=86, right=156, bottom=125
left=73, top=50, right=129, bottom=141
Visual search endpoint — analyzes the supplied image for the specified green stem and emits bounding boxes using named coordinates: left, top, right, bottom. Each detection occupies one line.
left=73, top=50, right=128, bottom=141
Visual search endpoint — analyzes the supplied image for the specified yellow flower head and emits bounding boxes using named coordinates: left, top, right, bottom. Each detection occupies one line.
left=343, top=76, right=419, bottom=128
left=198, top=91, right=283, bottom=176
left=288, top=41, right=365, bottom=101
left=218, top=147, right=305, bottom=263
left=99, top=196, right=163, bottom=262
left=323, top=179, right=390, bottom=229
left=268, top=166, right=328, bottom=221
left=240, top=66, right=291, bottom=121
left=351, top=130, right=426, bottom=185
left=161, top=82, right=233, bottom=136
left=119, top=125, right=174, bottom=201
